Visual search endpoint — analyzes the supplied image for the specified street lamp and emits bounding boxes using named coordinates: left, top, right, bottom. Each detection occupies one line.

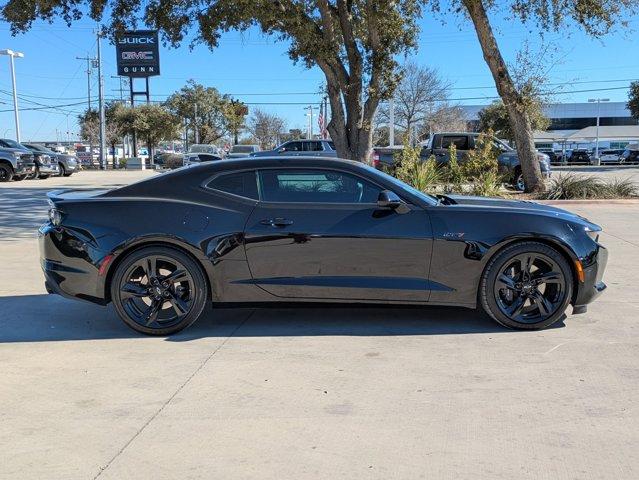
left=588, top=98, right=610, bottom=164
left=0, top=49, right=24, bottom=143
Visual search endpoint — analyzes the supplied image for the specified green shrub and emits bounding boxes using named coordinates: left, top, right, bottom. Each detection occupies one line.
left=462, top=132, right=499, bottom=178
left=163, top=153, right=184, bottom=170
left=395, top=144, right=441, bottom=192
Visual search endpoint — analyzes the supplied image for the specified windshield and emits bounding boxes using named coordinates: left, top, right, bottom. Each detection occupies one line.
left=231, top=145, right=255, bottom=153
left=360, top=163, right=439, bottom=206
left=2, top=139, right=23, bottom=149
left=492, top=137, right=513, bottom=152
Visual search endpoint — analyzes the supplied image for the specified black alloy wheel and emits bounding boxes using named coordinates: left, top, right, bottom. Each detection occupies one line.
left=0, top=164, right=13, bottom=182
left=111, top=246, right=208, bottom=335
left=481, top=242, right=573, bottom=329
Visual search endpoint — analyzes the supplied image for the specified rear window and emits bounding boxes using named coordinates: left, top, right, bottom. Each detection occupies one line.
left=207, top=171, right=258, bottom=200
left=441, top=136, right=469, bottom=150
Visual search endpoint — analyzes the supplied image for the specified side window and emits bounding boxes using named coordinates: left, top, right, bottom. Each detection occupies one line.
left=328, top=141, right=335, bottom=150
left=441, top=135, right=469, bottom=150
left=207, top=171, right=258, bottom=200
left=259, top=169, right=382, bottom=204
left=309, top=141, right=324, bottom=151
left=285, top=142, right=302, bottom=152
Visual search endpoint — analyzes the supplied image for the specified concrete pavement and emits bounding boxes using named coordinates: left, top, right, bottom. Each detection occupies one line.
left=1, top=171, right=638, bottom=479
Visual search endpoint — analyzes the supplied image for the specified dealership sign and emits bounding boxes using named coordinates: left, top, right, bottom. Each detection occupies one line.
left=115, top=30, right=160, bottom=77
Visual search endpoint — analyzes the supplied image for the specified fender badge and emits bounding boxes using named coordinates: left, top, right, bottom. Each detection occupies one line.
left=443, top=232, right=465, bottom=239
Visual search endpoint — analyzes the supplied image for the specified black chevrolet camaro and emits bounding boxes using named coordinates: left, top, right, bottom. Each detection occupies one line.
left=40, top=157, right=607, bottom=335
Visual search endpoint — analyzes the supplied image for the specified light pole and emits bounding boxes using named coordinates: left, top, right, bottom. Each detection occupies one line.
left=588, top=98, right=610, bottom=164
left=0, top=49, right=24, bottom=142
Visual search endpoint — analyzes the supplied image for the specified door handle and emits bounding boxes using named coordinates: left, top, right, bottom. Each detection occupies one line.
left=260, top=218, right=294, bottom=227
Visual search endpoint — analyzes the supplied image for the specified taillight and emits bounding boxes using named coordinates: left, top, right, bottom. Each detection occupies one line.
left=371, top=151, right=380, bottom=168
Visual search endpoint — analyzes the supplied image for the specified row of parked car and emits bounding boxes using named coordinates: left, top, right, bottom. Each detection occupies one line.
left=538, top=147, right=639, bottom=165
left=170, top=134, right=550, bottom=191
left=0, top=138, right=78, bottom=182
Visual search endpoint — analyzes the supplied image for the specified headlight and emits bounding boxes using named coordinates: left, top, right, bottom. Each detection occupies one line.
left=12, top=152, right=21, bottom=159
left=48, top=206, right=63, bottom=226
left=585, top=226, right=601, bottom=242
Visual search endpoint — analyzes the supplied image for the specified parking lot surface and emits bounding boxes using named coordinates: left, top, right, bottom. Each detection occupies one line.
left=1, top=170, right=638, bottom=479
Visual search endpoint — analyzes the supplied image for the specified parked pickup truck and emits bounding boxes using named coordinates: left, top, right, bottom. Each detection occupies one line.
left=0, top=141, right=35, bottom=182
left=371, top=132, right=551, bottom=191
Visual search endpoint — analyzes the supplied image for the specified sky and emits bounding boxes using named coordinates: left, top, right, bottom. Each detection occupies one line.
left=0, top=6, right=638, bottom=142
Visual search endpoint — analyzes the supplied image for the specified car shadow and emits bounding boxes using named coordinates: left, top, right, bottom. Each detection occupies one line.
left=0, top=294, right=565, bottom=343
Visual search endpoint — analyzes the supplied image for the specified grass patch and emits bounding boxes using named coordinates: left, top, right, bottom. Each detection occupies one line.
left=538, top=174, right=638, bottom=200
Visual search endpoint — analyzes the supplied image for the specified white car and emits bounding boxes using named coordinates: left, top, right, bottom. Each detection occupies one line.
left=183, top=144, right=224, bottom=166
left=598, top=149, right=624, bottom=164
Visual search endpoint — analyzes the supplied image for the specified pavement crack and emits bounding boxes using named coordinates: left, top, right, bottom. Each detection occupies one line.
left=92, top=309, right=255, bottom=479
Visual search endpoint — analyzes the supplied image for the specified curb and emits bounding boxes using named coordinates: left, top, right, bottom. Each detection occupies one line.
left=536, top=199, right=639, bottom=205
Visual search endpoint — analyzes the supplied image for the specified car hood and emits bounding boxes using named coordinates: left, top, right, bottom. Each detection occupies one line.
left=440, top=194, right=600, bottom=228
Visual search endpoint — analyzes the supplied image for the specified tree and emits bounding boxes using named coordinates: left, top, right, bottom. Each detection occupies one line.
left=478, top=100, right=549, bottom=142
left=628, top=81, right=639, bottom=121
left=115, top=104, right=181, bottom=161
left=421, top=104, right=468, bottom=139
left=77, top=101, right=127, bottom=166
left=2, top=0, right=423, bottom=163
left=223, top=100, right=248, bottom=145
left=428, top=0, right=639, bottom=192
left=378, top=62, right=452, bottom=143
left=165, top=80, right=230, bottom=145
left=248, top=109, right=286, bottom=149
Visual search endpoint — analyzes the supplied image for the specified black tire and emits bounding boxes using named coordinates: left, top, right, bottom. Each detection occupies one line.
left=0, top=164, right=14, bottom=182
left=513, top=168, right=525, bottom=192
left=39, top=174, right=50, bottom=180
left=480, top=241, right=573, bottom=330
left=13, top=175, right=24, bottom=181
left=110, top=246, right=208, bottom=335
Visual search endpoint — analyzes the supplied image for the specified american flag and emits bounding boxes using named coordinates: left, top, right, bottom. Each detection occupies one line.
left=318, top=104, right=327, bottom=139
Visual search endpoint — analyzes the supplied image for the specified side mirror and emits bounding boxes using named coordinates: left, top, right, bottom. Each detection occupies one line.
left=278, top=147, right=287, bottom=153
left=377, top=190, right=402, bottom=209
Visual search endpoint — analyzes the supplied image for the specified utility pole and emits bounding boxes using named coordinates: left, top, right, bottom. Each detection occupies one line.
left=0, top=49, right=24, bottom=142
left=194, top=102, right=199, bottom=144
left=96, top=29, right=107, bottom=170
left=305, top=105, right=314, bottom=139
left=389, top=97, right=395, bottom=147
left=588, top=98, right=610, bottom=165
left=77, top=54, right=96, bottom=159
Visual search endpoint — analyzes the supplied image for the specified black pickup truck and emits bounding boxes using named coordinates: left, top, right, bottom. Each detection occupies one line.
left=370, top=132, right=551, bottom=191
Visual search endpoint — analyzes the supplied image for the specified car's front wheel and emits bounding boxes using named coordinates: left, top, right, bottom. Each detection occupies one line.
left=480, top=241, right=573, bottom=329
left=111, top=246, right=208, bottom=335
left=0, top=164, right=13, bottom=182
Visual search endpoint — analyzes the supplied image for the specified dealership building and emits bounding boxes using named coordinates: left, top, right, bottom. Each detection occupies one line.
left=463, top=101, right=639, bottom=150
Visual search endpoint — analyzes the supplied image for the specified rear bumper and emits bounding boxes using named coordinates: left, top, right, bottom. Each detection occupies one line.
left=38, top=223, right=108, bottom=305
left=573, top=243, right=608, bottom=309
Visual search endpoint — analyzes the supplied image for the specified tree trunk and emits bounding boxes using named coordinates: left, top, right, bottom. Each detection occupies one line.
left=462, top=0, right=545, bottom=193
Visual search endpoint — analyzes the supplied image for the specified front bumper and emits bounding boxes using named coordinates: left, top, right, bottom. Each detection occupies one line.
left=15, top=162, right=35, bottom=177
left=39, top=223, right=108, bottom=305
left=38, top=163, right=59, bottom=175
left=573, top=243, right=608, bottom=309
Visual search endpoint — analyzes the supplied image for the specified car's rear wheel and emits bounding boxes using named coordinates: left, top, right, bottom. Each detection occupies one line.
left=111, top=246, right=208, bottom=335
left=480, top=242, right=573, bottom=329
